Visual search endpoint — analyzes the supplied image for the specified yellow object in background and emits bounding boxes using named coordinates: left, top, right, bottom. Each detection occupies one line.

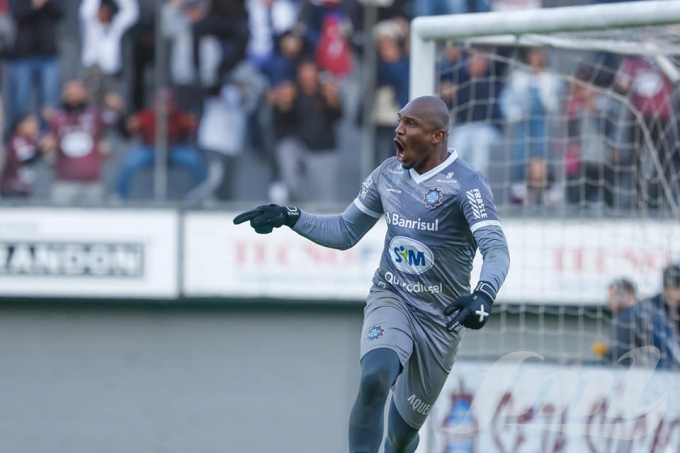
left=591, top=341, right=609, bottom=357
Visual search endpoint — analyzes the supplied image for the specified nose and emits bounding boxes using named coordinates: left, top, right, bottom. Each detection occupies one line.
left=395, top=121, right=404, bottom=135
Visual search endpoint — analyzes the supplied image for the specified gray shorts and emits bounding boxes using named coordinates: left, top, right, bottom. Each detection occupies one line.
left=360, top=287, right=464, bottom=429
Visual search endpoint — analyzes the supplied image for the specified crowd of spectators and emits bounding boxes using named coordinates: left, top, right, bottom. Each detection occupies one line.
left=0, top=0, right=678, bottom=211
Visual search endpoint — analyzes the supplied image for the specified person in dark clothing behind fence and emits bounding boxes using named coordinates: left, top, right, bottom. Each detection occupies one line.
left=191, top=0, right=250, bottom=84
left=5, top=0, right=64, bottom=136
left=271, top=59, right=343, bottom=204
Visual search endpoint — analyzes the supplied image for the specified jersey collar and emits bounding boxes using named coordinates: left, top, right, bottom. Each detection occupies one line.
left=409, top=149, right=458, bottom=185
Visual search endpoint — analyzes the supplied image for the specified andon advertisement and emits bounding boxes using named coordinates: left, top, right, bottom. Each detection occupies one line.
left=0, top=208, right=179, bottom=298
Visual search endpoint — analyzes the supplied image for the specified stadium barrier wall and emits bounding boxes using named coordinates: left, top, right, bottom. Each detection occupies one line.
left=418, top=358, right=680, bottom=452
left=0, top=208, right=678, bottom=304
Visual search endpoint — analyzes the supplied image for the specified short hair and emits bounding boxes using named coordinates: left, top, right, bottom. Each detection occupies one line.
left=610, top=278, right=637, bottom=296
left=663, top=264, right=680, bottom=289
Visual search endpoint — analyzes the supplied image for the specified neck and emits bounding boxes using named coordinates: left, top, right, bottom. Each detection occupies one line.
left=414, top=147, right=449, bottom=175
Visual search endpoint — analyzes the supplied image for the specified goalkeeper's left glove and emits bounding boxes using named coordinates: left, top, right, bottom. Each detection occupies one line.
left=445, top=281, right=496, bottom=331
left=233, top=204, right=300, bottom=234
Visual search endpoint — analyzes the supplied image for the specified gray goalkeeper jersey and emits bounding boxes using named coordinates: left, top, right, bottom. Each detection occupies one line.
left=355, top=150, right=504, bottom=314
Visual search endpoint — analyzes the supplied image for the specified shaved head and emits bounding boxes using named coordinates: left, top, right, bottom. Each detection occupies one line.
left=408, top=95, right=450, bottom=132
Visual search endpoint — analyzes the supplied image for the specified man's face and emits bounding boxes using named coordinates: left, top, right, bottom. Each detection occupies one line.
left=297, top=62, right=318, bottom=92
left=664, top=285, right=680, bottom=307
left=607, top=285, right=636, bottom=311
left=394, top=101, right=441, bottom=172
left=63, top=80, right=87, bottom=105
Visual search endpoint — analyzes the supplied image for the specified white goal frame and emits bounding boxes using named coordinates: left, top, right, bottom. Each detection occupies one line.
left=409, top=0, right=680, bottom=99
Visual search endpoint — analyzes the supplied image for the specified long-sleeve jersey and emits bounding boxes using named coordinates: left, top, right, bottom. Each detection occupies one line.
left=293, top=150, right=510, bottom=320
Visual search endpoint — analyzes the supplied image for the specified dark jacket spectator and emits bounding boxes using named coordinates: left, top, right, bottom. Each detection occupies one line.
left=271, top=60, right=343, bottom=203
left=6, top=0, right=63, bottom=60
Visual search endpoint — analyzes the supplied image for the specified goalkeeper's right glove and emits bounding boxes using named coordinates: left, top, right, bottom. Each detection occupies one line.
left=233, top=204, right=300, bottom=234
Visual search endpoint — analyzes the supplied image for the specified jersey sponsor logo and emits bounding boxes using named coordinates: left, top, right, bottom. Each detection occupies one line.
left=385, top=212, right=439, bottom=231
left=386, top=188, right=402, bottom=194
left=466, top=188, right=488, bottom=219
left=423, top=187, right=443, bottom=208
left=389, top=236, right=434, bottom=274
left=384, top=272, right=442, bottom=294
left=407, top=394, right=432, bottom=415
left=360, top=176, right=373, bottom=199
left=366, top=325, right=384, bottom=341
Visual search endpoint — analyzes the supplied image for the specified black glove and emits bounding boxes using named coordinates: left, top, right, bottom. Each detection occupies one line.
left=445, top=281, right=496, bottom=331
left=233, top=204, right=300, bottom=234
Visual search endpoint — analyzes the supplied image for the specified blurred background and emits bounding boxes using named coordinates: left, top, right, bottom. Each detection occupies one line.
left=0, top=0, right=680, bottom=452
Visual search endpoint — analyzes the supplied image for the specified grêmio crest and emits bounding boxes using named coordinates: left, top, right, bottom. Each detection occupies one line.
left=423, top=188, right=444, bottom=208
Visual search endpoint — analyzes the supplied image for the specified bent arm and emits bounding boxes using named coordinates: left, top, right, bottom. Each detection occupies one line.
left=473, top=225, right=510, bottom=295
left=293, top=202, right=380, bottom=250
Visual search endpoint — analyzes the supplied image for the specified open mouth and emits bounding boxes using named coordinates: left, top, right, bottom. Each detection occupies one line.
left=394, top=138, right=405, bottom=162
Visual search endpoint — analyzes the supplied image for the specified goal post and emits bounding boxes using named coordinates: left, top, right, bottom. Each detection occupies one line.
left=408, top=3, right=680, bottom=451
left=409, top=0, right=680, bottom=99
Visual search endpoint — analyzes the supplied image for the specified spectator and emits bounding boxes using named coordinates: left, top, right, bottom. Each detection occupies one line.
left=43, top=79, right=124, bottom=205
left=0, top=0, right=15, bottom=56
left=604, top=270, right=680, bottom=369
left=161, top=0, right=222, bottom=116
left=271, top=60, right=343, bottom=203
left=184, top=61, right=267, bottom=204
left=113, top=88, right=206, bottom=200
left=500, top=48, right=563, bottom=206
left=372, top=17, right=409, bottom=164
left=5, top=0, right=65, bottom=135
left=565, top=65, right=627, bottom=209
left=615, top=54, right=678, bottom=208
left=79, top=0, right=140, bottom=107
left=191, top=0, right=250, bottom=85
left=0, top=114, right=46, bottom=199
left=448, top=48, right=504, bottom=178
left=129, top=0, right=156, bottom=112
left=658, top=264, right=680, bottom=331
left=296, top=0, right=342, bottom=48
left=267, top=28, right=314, bottom=86
left=246, top=0, right=299, bottom=73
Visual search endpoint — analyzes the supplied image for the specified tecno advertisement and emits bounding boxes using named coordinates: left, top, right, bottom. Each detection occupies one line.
left=0, top=208, right=179, bottom=298
left=183, top=211, right=387, bottom=300
left=417, top=354, right=680, bottom=453
left=184, top=212, right=680, bottom=304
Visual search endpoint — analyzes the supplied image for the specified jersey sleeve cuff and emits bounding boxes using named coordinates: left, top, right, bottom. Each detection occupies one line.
left=470, top=219, right=502, bottom=233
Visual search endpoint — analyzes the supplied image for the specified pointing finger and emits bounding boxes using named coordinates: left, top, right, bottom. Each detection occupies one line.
left=233, top=208, right=263, bottom=225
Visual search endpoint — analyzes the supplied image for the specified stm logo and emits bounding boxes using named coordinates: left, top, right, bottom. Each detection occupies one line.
left=466, top=188, right=487, bottom=219
left=389, top=236, right=434, bottom=274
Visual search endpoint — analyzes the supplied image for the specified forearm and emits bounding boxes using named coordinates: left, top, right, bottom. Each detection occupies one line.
left=474, top=226, right=510, bottom=294
left=293, top=203, right=378, bottom=251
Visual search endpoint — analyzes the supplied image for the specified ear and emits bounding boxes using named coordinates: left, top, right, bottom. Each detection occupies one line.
left=431, top=129, right=446, bottom=145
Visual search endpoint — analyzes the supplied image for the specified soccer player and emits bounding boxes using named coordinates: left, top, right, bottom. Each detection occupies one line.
left=234, top=96, right=510, bottom=453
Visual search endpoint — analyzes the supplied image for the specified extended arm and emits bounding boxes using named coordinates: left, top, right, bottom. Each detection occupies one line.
left=293, top=202, right=380, bottom=250
left=233, top=202, right=380, bottom=251
left=473, top=225, right=510, bottom=294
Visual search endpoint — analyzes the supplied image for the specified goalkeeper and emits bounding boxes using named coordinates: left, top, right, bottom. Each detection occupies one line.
left=234, top=96, right=510, bottom=453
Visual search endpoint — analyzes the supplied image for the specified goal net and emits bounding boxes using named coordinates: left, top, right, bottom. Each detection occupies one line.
left=409, top=2, right=680, bottom=451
